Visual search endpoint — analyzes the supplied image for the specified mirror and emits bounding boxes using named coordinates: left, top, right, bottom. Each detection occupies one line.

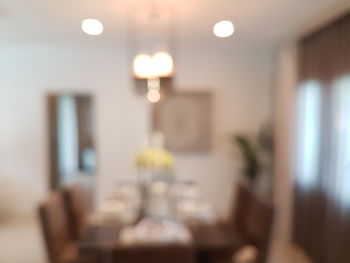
left=47, top=94, right=97, bottom=189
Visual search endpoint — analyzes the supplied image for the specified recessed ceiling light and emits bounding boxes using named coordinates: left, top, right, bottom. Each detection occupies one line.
left=81, top=19, right=104, bottom=36
left=213, top=20, right=234, bottom=38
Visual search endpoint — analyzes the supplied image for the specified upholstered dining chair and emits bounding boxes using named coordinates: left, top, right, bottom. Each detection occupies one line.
left=38, top=191, right=96, bottom=263
left=207, top=182, right=255, bottom=263
left=245, top=195, right=274, bottom=263
left=233, top=193, right=274, bottom=263
left=214, top=182, right=273, bottom=263
left=230, top=182, right=255, bottom=238
left=104, top=245, right=196, bottom=263
left=217, top=181, right=254, bottom=244
left=63, top=184, right=92, bottom=240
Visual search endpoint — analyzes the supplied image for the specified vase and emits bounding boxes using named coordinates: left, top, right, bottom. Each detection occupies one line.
left=138, top=169, right=174, bottom=219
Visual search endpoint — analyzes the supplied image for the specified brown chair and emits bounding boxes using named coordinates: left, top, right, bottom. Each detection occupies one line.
left=230, top=182, right=255, bottom=238
left=218, top=181, right=254, bottom=242
left=215, top=183, right=274, bottom=263
left=104, top=245, right=196, bottom=263
left=244, top=195, right=274, bottom=263
left=38, top=191, right=95, bottom=263
left=194, top=182, right=254, bottom=263
left=63, top=184, right=92, bottom=240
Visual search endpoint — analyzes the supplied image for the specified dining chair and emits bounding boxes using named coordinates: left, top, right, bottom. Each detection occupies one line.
left=218, top=181, right=254, bottom=242
left=104, top=245, right=196, bottom=263
left=230, top=182, right=255, bottom=238
left=241, top=194, right=274, bottom=263
left=196, top=182, right=254, bottom=263
left=38, top=190, right=96, bottom=263
left=63, top=184, right=92, bottom=240
left=216, top=183, right=273, bottom=263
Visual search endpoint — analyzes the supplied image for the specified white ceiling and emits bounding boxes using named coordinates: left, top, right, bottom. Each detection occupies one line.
left=0, top=0, right=346, bottom=48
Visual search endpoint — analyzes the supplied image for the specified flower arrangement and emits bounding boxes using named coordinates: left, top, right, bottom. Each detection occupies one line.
left=135, top=132, right=174, bottom=218
left=135, top=147, right=173, bottom=171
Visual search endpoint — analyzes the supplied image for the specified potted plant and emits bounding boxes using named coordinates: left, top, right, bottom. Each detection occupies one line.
left=232, top=134, right=260, bottom=185
left=232, top=124, right=274, bottom=194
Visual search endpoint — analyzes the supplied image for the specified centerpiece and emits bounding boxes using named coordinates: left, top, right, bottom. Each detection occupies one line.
left=135, top=132, right=174, bottom=218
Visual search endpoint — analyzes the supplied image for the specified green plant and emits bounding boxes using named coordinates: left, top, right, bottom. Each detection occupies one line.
left=233, top=135, right=260, bottom=182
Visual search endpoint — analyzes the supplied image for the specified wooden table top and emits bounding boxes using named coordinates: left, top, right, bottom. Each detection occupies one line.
left=78, top=223, right=244, bottom=255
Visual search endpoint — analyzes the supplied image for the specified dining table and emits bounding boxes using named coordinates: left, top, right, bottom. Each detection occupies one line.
left=77, top=181, right=244, bottom=263
left=79, top=223, right=243, bottom=263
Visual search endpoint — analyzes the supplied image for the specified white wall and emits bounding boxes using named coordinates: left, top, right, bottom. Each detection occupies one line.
left=0, top=43, right=274, bottom=219
left=174, top=46, right=275, bottom=217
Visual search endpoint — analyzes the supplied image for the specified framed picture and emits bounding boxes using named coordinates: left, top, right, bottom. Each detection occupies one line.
left=152, top=91, right=212, bottom=152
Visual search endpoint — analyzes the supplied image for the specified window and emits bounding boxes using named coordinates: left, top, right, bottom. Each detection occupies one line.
left=330, top=76, right=350, bottom=208
left=295, top=80, right=322, bottom=190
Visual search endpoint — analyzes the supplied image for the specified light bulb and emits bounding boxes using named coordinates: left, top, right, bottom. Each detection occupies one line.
left=81, top=19, right=104, bottom=35
left=148, top=78, right=160, bottom=91
left=133, top=54, right=155, bottom=78
left=152, top=52, right=174, bottom=77
left=147, top=90, right=160, bottom=103
left=213, top=20, right=234, bottom=38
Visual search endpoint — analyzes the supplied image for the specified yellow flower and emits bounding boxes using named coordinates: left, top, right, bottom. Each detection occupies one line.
left=136, top=147, right=173, bottom=170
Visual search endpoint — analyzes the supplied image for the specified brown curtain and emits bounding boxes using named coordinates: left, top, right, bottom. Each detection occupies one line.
left=294, top=11, right=350, bottom=263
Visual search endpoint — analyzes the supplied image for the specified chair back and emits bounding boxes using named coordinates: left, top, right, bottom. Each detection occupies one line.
left=106, top=245, right=195, bottom=263
left=38, top=191, right=72, bottom=263
left=245, top=195, right=274, bottom=263
left=63, top=184, right=92, bottom=239
left=231, top=181, right=254, bottom=237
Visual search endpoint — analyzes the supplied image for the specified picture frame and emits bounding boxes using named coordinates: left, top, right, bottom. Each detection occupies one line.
left=152, top=91, right=212, bottom=152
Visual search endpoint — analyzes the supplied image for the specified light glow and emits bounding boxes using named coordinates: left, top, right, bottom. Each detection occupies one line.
left=147, top=89, right=160, bottom=103
left=147, top=78, right=160, bottom=91
left=152, top=52, right=174, bottom=77
left=133, top=52, right=174, bottom=78
left=133, top=54, right=155, bottom=78
left=213, top=20, right=234, bottom=38
left=81, top=19, right=104, bottom=36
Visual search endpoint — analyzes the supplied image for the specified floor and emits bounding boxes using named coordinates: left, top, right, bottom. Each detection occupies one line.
left=0, top=217, right=312, bottom=263
left=269, top=241, right=312, bottom=263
